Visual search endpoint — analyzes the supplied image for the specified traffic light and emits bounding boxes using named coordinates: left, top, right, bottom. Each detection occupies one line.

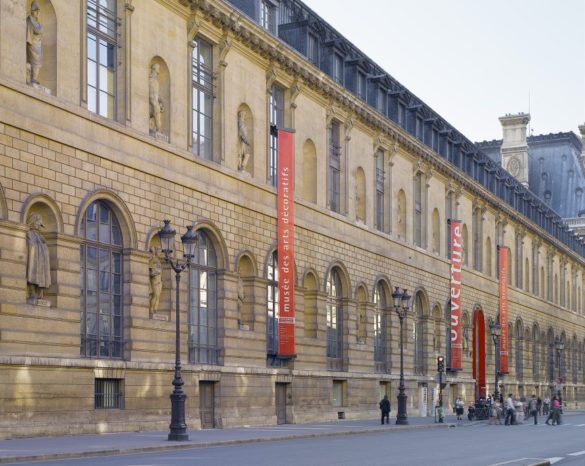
left=437, top=355, right=445, bottom=372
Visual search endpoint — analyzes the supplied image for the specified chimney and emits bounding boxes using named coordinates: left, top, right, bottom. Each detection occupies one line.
left=499, top=113, right=531, bottom=187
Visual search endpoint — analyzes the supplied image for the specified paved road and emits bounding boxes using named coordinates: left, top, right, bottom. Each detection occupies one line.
left=14, top=414, right=585, bottom=466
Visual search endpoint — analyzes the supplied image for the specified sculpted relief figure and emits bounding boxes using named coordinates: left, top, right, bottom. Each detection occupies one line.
left=149, top=63, right=165, bottom=135
left=148, top=247, right=163, bottom=313
left=238, top=110, right=251, bottom=171
left=26, top=213, right=51, bottom=300
left=26, top=1, right=43, bottom=85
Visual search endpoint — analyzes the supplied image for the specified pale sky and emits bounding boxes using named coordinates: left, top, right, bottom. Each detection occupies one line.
left=303, top=0, right=585, bottom=143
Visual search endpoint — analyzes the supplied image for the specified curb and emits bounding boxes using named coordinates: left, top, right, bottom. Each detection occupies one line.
left=527, top=462, right=550, bottom=466
left=0, top=422, right=455, bottom=464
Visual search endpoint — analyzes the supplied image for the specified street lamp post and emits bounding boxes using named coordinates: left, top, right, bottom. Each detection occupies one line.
left=554, top=336, right=565, bottom=395
left=490, top=322, right=501, bottom=401
left=392, top=287, right=411, bottom=425
left=159, top=220, right=198, bottom=442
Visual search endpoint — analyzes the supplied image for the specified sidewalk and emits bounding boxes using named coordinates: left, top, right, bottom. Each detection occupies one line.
left=0, top=414, right=462, bottom=464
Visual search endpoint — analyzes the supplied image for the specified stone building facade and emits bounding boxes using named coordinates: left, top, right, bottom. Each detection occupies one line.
left=0, top=0, right=584, bottom=439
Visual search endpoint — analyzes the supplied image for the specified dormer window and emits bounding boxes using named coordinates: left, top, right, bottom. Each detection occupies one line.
left=260, top=0, right=276, bottom=34
left=307, top=33, right=319, bottom=65
left=357, top=71, right=366, bottom=99
left=332, top=53, right=343, bottom=84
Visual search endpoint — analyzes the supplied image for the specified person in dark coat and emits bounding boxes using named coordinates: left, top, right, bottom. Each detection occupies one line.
left=379, top=395, right=391, bottom=424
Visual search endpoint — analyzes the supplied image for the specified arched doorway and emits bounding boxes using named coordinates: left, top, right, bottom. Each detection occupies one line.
left=472, top=306, right=486, bottom=400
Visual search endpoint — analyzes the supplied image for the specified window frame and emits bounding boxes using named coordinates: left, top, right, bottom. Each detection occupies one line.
left=86, top=0, right=117, bottom=119
left=80, top=200, right=124, bottom=360
left=191, top=36, right=215, bottom=160
left=187, top=231, right=219, bottom=365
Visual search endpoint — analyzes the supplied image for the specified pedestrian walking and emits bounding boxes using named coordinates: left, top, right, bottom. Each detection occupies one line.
left=543, top=396, right=550, bottom=415
left=537, top=396, right=542, bottom=415
left=545, top=395, right=560, bottom=425
left=504, top=393, right=516, bottom=425
left=528, top=394, right=538, bottom=425
left=379, top=395, right=391, bottom=425
left=455, top=397, right=464, bottom=421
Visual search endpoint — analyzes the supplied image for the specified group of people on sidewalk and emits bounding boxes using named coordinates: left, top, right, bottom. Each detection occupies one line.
left=487, top=392, right=563, bottom=426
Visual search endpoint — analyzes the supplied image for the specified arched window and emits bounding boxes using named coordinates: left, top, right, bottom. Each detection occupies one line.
left=266, top=251, right=278, bottom=358
left=572, top=336, right=578, bottom=384
left=532, top=324, right=539, bottom=382
left=547, top=329, right=555, bottom=382
left=373, top=282, right=387, bottom=370
left=515, top=320, right=523, bottom=381
left=326, top=268, right=343, bottom=368
left=80, top=200, right=123, bottom=358
left=188, top=230, right=218, bottom=364
left=413, top=292, right=426, bottom=375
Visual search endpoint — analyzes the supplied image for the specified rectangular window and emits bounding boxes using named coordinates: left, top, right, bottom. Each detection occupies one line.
left=95, top=378, right=123, bottom=409
left=377, top=88, right=386, bottom=114
left=416, top=117, right=423, bottom=140
left=307, top=33, right=319, bottom=65
left=446, top=193, right=453, bottom=258
left=375, top=150, right=384, bottom=231
left=328, top=122, right=341, bottom=213
left=357, top=72, right=366, bottom=99
left=87, top=0, right=117, bottom=118
left=414, top=173, right=422, bottom=247
left=259, top=0, right=276, bottom=34
left=268, top=85, right=285, bottom=187
left=397, top=103, right=406, bottom=128
left=192, top=37, right=214, bottom=160
left=332, top=53, right=343, bottom=84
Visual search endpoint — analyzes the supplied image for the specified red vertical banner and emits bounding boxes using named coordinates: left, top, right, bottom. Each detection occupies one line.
left=277, top=129, right=296, bottom=357
left=449, top=220, right=463, bottom=370
left=499, top=246, right=509, bottom=374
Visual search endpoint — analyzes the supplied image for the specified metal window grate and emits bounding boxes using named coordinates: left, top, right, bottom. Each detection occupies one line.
left=95, top=378, right=124, bottom=409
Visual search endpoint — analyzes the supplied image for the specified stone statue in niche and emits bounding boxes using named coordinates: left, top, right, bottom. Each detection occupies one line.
left=26, top=213, right=51, bottom=303
left=149, top=63, right=167, bottom=141
left=237, top=275, right=250, bottom=330
left=26, top=1, right=43, bottom=86
left=148, top=247, right=163, bottom=313
left=237, top=111, right=251, bottom=171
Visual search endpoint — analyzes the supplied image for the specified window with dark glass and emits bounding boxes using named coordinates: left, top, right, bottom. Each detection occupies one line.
left=326, top=269, right=343, bottom=360
left=515, top=234, right=523, bottom=288
left=80, top=201, right=123, bottom=359
left=375, top=150, right=384, bottom=231
left=414, top=293, right=425, bottom=375
left=397, top=103, right=406, bottom=128
left=188, top=231, right=218, bottom=364
left=373, top=283, right=386, bottom=366
left=332, top=53, right=343, bottom=84
left=95, top=378, right=123, bottom=409
left=307, top=33, right=319, bottom=65
left=192, top=37, right=214, bottom=160
left=472, top=208, right=482, bottom=272
left=357, top=72, right=366, bottom=99
left=328, top=122, right=341, bottom=213
left=87, top=0, right=117, bottom=118
left=377, top=88, right=386, bottom=114
left=414, top=172, right=422, bottom=247
left=269, top=84, right=284, bottom=187
left=266, top=251, right=279, bottom=357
